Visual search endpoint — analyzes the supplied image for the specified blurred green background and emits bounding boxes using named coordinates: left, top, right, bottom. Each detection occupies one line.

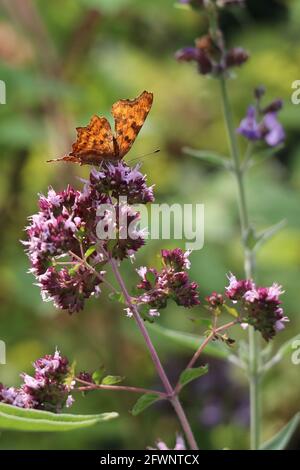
left=0, top=0, right=299, bottom=450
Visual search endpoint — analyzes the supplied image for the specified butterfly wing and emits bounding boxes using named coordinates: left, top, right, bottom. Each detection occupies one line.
left=48, top=115, right=115, bottom=165
left=112, top=90, right=153, bottom=158
left=70, top=115, right=115, bottom=164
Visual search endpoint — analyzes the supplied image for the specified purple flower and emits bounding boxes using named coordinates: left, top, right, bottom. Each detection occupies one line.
left=99, top=203, right=147, bottom=261
left=137, top=249, right=200, bottom=312
left=261, top=112, right=285, bottom=147
left=161, top=248, right=191, bottom=271
left=175, top=46, right=213, bottom=75
left=148, top=434, right=186, bottom=450
left=225, top=275, right=288, bottom=341
left=24, top=162, right=154, bottom=312
left=237, top=106, right=261, bottom=141
left=90, top=162, right=154, bottom=205
left=206, top=291, right=225, bottom=309
left=0, top=350, right=74, bottom=412
left=38, top=266, right=103, bottom=314
left=176, top=31, right=248, bottom=77
left=237, top=95, right=285, bottom=147
left=226, top=273, right=255, bottom=301
left=225, top=47, right=249, bottom=68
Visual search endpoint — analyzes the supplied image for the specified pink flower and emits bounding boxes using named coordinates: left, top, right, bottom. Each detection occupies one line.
left=148, top=434, right=186, bottom=450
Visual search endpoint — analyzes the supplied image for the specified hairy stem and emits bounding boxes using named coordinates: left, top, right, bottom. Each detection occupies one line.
left=109, top=257, right=198, bottom=450
left=219, top=76, right=261, bottom=450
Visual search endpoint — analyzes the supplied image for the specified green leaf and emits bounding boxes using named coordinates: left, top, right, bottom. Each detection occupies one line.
left=107, top=291, right=125, bottom=304
left=0, top=402, right=118, bottom=432
left=131, top=393, right=161, bottom=416
left=183, top=147, right=230, bottom=169
left=92, top=366, right=106, bottom=385
left=101, top=375, right=124, bottom=385
left=278, top=334, right=300, bottom=359
left=223, top=304, right=239, bottom=318
left=260, top=413, right=300, bottom=450
left=179, top=365, right=209, bottom=388
left=148, top=323, right=231, bottom=359
left=254, top=219, right=287, bottom=251
left=68, top=264, right=81, bottom=276
left=84, top=245, right=96, bottom=259
left=263, top=334, right=300, bottom=372
left=145, top=270, right=157, bottom=286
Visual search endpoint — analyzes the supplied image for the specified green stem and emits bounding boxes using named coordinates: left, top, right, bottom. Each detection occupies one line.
left=219, top=76, right=261, bottom=450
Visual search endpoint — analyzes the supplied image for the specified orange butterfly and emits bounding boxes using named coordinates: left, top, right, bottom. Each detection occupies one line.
left=48, top=90, right=153, bottom=165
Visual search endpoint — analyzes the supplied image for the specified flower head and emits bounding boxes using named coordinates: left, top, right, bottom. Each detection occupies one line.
left=206, top=291, right=225, bottom=309
left=24, top=162, right=154, bottom=313
left=176, top=29, right=248, bottom=77
left=90, top=162, right=154, bottom=205
left=237, top=91, right=285, bottom=147
left=225, top=275, right=287, bottom=341
left=0, top=350, right=74, bottom=412
left=137, top=248, right=200, bottom=311
left=38, top=266, right=102, bottom=313
left=236, top=106, right=261, bottom=141
left=226, top=273, right=255, bottom=301
left=261, top=112, right=285, bottom=147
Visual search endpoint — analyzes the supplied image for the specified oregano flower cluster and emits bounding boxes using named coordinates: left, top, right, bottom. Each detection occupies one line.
left=136, top=248, right=200, bottom=313
left=0, top=350, right=74, bottom=412
left=23, top=162, right=153, bottom=313
left=206, top=274, right=288, bottom=341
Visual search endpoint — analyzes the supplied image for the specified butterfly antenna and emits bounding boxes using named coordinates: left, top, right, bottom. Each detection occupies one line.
left=127, top=149, right=160, bottom=164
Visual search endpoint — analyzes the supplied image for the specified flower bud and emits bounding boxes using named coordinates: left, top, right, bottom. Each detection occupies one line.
left=225, top=47, right=249, bottom=68
left=254, top=85, right=266, bottom=100
left=262, top=99, right=283, bottom=114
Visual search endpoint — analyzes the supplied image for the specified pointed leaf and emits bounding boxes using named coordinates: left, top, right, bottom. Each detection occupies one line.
left=263, top=334, right=300, bottom=372
left=260, top=413, right=300, bottom=450
left=179, top=365, right=208, bottom=388
left=131, top=393, right=161, bottom=416
left=223, top=304, right=239, bottom=318
left=0, top=402, right=118, bottom=432
left=84, top=245, right=96, bottom=259
left=183, top=147, right=230, bottom=169
left=68, top=263, right=81, bottom=276
left=101, top=375, right=124, bottom=385
left=92, top=366, right=106, bottom=385
left=254, top=219, right=286, bottom=251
